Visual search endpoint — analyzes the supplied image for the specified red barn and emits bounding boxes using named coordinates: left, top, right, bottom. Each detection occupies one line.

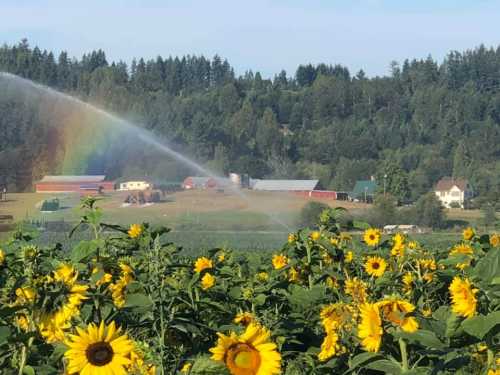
left=182, top=177, right=217, bottom=190
left=35, top=176, right=115, bottom=193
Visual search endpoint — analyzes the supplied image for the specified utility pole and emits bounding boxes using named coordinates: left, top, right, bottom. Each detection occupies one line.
left=383, top=174, right=387, bottom=196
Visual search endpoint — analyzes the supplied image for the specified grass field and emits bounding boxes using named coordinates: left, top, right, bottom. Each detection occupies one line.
left=0, top=190, right=479, bottom=250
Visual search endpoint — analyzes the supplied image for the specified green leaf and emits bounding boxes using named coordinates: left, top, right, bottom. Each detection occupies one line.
left=228, top=287, right=241, bottom=299
left=347, top=352, right=383, bottom=372
left=364, top=359, right=402, bottom=374
left=253, top=294, right=267, bottom=306
left=71, top=240, right=101, bottom=263
left=124, top=293, right=152, bottom=308
left=33, top=365, right=59, bottom=375
left=461, top=311, right=500, bottom=339
left=394, top=330, right=445, bottom=349
left=445, top=313, right=462, bottom=338
left=472, top=248, right=500, bottom=283
left=0, top=326, right=10, bottom=344
left=22, top=366, right=35, bottom=375
left=287, top=284, right=326, bottom=310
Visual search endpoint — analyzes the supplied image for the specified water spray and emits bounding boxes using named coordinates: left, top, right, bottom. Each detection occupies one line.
left=0, top=71, right=292, bottom=231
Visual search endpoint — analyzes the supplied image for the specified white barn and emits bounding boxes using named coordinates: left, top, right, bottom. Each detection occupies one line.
left=119, top=180, right=152, bottom=191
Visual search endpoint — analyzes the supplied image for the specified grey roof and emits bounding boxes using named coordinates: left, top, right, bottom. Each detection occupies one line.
left=252, top=179, right=319, bottom=191
left=39, top=175, right=106, bottom=183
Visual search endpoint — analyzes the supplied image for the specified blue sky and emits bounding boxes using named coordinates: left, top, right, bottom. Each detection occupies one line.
left=1, top=0, right=499, bottom=77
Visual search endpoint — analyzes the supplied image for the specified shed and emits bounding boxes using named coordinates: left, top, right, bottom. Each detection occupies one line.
left=351, top=180, right=378, bottom=201
left=35, top=175, right=115, bottom=193
left=252, top=180, right=319, bottom=191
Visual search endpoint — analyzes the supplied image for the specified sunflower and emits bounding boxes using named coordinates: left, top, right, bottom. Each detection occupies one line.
left=181, top=363, right=192, bottom=373
left=340, top=232, right=352, bottom=242
left=326, top=276, right=339, bottom=289
left=364, top=256, right=387, bottom=278
left=418, top=258, right=436, bottom=271
left=201, top=273, right=215, bottom=290
left=129, top=343, right=156, bottom=374
left=392, top=233, right=405, bottom=247
left=421, top=306, right=432, bottom=317
left=288, top=267, right=300, bottom=283
left=449, top=277, right=478, bottom=318
left=53, top=263, right=78, bottom=284
left=234, top=312, right=255, bottom=326
left=490, top=234, right=500, bottom=247
left=364, top=228, right=382, bottom=247
left=0, top=248, right=4, bottom=265
left=344, top=277, right=367, bottom=303
left=463, top=227, right=475, bottom=241
left=15, top=287, right=36, bottom=304
left=210, top=322, right=281, bottom=375
left=36, top=264, right=88, bottom=343
left=128, top=223, right=143, bottom=238
left=311, top=231, right=321, bottom=241
left=194, top=257, right=213, bottom=273
left=108, top=263, right=134, bottom=308
left=377, top=297, right=419, bottom=333
left=218, top=252, right=226, bottom=262
left=450, top=243, right=473, bottom=256
left=318, top=331, right=341, bottom=361
left=344, top=251, right=354, bottom=263
left=272, top=254, right=288, bottom=270
left=256, top=272, right=269, bottom=282
left=65, top=321, right=134, bottom=375
left=330, top=237, right=339, bottom=247
left=402, top=272, right=413, bottom=294
left=391, top=243, right=405, bottom=257
left=358, top=303, right=383, bottom=352
left=320, top=303, right=355, bottom=333
left=287, top=233, right=297, bottom=243
left=321, top=250, right=333, bottom=265
left=15, top=314, right=30, bottom=331
left=407, top=241, right=418, bottom=250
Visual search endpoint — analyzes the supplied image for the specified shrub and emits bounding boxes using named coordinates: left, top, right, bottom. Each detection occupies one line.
left=297, top=201, right=329, bottom=228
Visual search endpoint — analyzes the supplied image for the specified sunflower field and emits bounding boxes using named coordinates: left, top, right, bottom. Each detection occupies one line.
left=0, top=198, right=499, bottom=375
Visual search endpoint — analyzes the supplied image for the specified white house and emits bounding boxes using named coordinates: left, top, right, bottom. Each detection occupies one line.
left=119, top=180, right=152, bottom=191
left=434, top=178, right=472, bottom=208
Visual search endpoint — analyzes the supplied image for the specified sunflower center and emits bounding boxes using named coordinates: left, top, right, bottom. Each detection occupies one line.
left=86, top=342, right=114, bottom=366
left=226, top=343, right=261, bottom=374
left=372, top=262, right=380, bottom=270
left=369, top=235, right=375, bottom=240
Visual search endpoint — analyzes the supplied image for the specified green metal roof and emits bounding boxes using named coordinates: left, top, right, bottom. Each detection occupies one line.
left=352, top=180, right=378, bottom=198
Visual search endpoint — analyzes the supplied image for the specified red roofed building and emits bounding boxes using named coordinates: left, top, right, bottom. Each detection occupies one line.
left=35, top=176, right=115, bottom=193
left=434, top=177, right=473, bottom=208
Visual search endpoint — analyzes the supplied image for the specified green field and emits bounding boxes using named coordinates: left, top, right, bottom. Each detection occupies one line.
left=0, top=191, right=477, bottom=251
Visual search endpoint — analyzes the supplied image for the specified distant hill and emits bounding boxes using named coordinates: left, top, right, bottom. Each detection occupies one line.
left=1, top=40, right=500, bottom=205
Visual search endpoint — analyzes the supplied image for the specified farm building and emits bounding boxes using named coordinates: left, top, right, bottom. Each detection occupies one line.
left=35, top=175, right=115, bottom=193
left=252, top=179, right=319, bottom=192
left=118, top=179, right=152, bottom=191
left=183, top=177, right=215, bottom=190
left=182, top=177, right=233, bottom=190
left=434, top=177, right=473, bottom=208
left=351, top=180, right=378, bottom=202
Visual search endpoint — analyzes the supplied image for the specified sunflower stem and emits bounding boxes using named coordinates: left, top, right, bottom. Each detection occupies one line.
left=399, top=337, right=409, bottom=371
left=487, top=348, right=494, bottom=367
left=18, top=344, right=26, bottom=375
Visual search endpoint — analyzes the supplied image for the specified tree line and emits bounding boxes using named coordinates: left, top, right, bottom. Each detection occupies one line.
left=1, top=39, right=500, bottom=207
